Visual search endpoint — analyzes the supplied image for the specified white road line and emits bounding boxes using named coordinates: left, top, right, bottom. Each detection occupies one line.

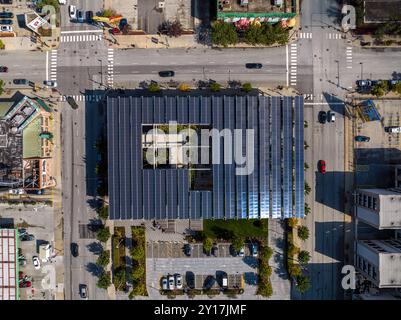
left=286, top=44, right=289, bottom=86
left=45, top=51, right=49, bottom=81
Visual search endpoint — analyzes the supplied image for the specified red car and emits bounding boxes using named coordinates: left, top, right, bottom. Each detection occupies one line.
left=318, top=160, right=326, bottom=174
left=19, top=281, right=31, bottom=288
left=0, top=66, right=8, bottom=72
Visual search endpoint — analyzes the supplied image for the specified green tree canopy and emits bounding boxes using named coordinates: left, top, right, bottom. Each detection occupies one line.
left=231, top=236, right=244, bottom=252
left=97, top=271, right=111, bottom=289
left=203, top=237, right=213, bottom=253
left=0, top=79, right=4, bottom=96
left=298, top=250, right=311, bottom=264
left=96, top=226, right=111, bottom=243
left=296, top=275, right=311, bottom=293
left=210, top=82, right=221, bottom=92
left=97, top=205, right=109, bottom=220
left=211, top=21, right=238, bottom=47
left=37, top=0, right=60, bottom=13
left=242, top=82, right=253, bottom=92
left=96, top=250, right=110, bottom=267
left=148, top=82, right=161, bottom=92
left=130, top=245, right=145, bottom=260
left=297, top=226, right=310, bottom=241
left=0, top=39, right=5, bottom=50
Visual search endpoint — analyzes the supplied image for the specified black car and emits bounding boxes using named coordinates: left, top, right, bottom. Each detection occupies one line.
left=86, top=10, right=93, bottom=23
left=211, top=244, right=218, bottom=257
left=355, top=135, right=370, bottom=142
left=0, top=66, right=8, bottom=72
left=245, top=63, right=263, bottom=69
left=66, top=96, right=79, bottom=109
left=183, top=244, right=193, bottom=256
left=229, top=244, right=238, bottom=257
left=79, top=284, right=88, bottom=299
left=13, top=79, right=28, bottom=85
left=0, top=19, right=13, bottom=24
left=159, top=70, right=175, bottom=77
left=186, top=271, right=195, bottom=289
left=20, top=234, right=35, bottom=241
left=203, top=275, right=216, bottom=290
left=71, top=243, right=79, bottom=257
left=318, top=111, right=327, bottom=124
left=0, top=12, right=13, bottom=18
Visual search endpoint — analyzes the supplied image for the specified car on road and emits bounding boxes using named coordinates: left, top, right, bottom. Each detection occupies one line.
left=318, top=160, right=326, bottom=174
left=161, top=277, right=168, bottom=290
left=168, top=275, right=175, bottom=290
left=327, top=111, right=335, bottom=122
left=245, top=63, right=263, bottom=69
left=159, top=70, right=175, bottom=77
left=0, top=12, right=13, bottom=18
left=318, top=111, right=327, bottom=124
left=77, top=10, right=84, bottom=23
left=238, top=247, right=245, bottom=257
left=251, top=243, right=258, bottom=257
left=70, top=243, right=79, bottom=257
left=20, top=234, right=35, bottom=241
left=175, top=274, right=183, bottom=290
left=79, top=284, right=88, bottom=299
left=186, top=271, right=195, bottom=289
left=13, top=79, right=28, bottom=85
left=32, top=256, right=40, bottom=270
left=355, top=135, right=370, bottom=142
left=0, top=25, right=12, bottom=32
left=86, top=11, right=93, bottom=23
left=0, top=66, right=8, bottom=72
left=203, top=275, right=216, bottom=290
left=356, top=80, right=372, bottom=87
left=0, top=19, right=13, bottom=24
left=183, top=244, right=193, bottom=256
left=69, top=5, right=76, bottom=19
left=43, top=80, right=57, bottom=88
left=66, top=96, right=79, bottom=109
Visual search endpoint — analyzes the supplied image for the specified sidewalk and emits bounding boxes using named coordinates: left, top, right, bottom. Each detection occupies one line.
left=1, top=32, right=60, bottom=51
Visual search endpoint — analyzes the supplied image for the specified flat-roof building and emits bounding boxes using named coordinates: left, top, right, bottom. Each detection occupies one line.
left=0, top=229, right=19, bottom=300
left=107, top=94, right=304, bottom=220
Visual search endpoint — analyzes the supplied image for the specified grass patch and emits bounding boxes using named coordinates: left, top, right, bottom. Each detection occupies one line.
left=112, top=227, right=126, bottom=291
left=203, top=219, right=268, bottom=241
left=129, top=226, right=148, bottom=297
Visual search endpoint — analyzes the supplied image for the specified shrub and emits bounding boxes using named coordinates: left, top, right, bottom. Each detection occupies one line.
left=97, top=205, right=109, bottom=220
left=297, top=226, right=310, bottom=241
left=260, top=246, right=273, bottom=261
left=203, top=237, right=213, bottom=253
left=211, top=21, right=238, bottom=47
left=159, top=20, right=183, bottom=38
left=258, top=281, right=273, bottom=297
left=130, top=245, right=145, bottom=260
left=96, top=226, right=111, bottom=243
left=288, top=217, right=298, bottom=228
left=97, top=271, right=111, bottom=289
left=210, top=82, right=221, bottom=92
left=178, top=83, right=191, bottom=91
left=296, top=275, right=311, bottom=293
left=148, top=82, right=161, bottom=92
left=298, top=250, right=311, bottom=264
left=242, top=82, right=253, bottom=92
left=96, top=250, right=110, bottom=267
left=0, top=40, right=5, bottom=50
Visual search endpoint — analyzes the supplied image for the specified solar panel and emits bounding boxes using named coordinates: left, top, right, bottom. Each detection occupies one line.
left=258, top=96, right=270, bottom=218
left=201, top=191, right=213, bottom=219
left=247, top=96, right=259, bottom=219
left=271, top=96, right=281, bottom=219
left=224, top=96, right=236, bottom=219
left=295, top=96, right=305, bottom=218
left=212, top=96, right=224, bottom=219
left=282, top=97, right=293, bottom=218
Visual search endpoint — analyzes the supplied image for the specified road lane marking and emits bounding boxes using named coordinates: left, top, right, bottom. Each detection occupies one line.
left=46, top=51, right=49, bottom=81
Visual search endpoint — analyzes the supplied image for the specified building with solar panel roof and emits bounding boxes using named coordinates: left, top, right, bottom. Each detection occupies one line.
left=107, top=92, right=304, bottom=220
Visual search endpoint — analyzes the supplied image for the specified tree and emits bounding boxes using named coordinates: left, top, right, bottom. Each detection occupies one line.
left=211, top=21, right=238, bottom=47
left=114, top=267, right=126, bottom=291
left=96, top=226, right=111, bottom=243
left=231, top=236, right=244, bottom=252
left=159, top=20, right=183, bottom=38
left=304, top=141, right=309, bottom=150
left=297, top=226, right=310, bottom=241
left=258, top=281, right=273, bottom=297
left=304, top=203, right=311, bottom=216
left=296, top=275, right=311, bottom=293
left=244, top=23, right=265, bottom=45
left=304, top=163, right=309, bottom=171
left=272, top=23, right=289, bottom=46
left=298, top=250, right=311, bottom=264
left=203, top=237, right=213, bottom=254
left=97, top=271, right=111, bottom=289
left=148, top=82, right=161, bottom=92
left=130, top=245, right=145, bottom=260
left=242, top=82, right=253, bottom=92
left=96, top=250, right=110, bottom=267
left=36, top=0, right=60, bottom=13
left=260, top=246, right=273, bottom=261
left=0, top=40, right=5, bottom=50
left=178, top=83, right=191, bottom=91
left=304, top=120, right=308, bottom=128
left=0, top=79, right=4, bottom=96
left=131, top=264, right=145, bottom=280
left=392, top=82, right=401, bottom=95
left=304, top=182, right=311, bottom=195
left=288, top=217, right=298, bottom=228
left=210, top=82, right=221, bottom=92
left=97, top=205, right=109, bottom=220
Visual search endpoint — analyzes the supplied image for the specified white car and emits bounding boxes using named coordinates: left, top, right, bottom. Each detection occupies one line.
left=238, top=247, right=245, bottom=257
left=58, top=0, right=66, bottom=4
left=44, top=80, right=57, bottom=88
left=168, top=275, right=175, bottom=290
left=175, top=274, right=183, bottom=290
left=69, top=5, right=77, bottom=19
left=32, top=256, right=41, bottom=270
left=1, top=25, right=12, bottom=32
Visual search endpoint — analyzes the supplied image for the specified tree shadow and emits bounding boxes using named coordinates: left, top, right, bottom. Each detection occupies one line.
left=86, top=242, right=103, bottom=255
left=242, top=256, right=258, bottom=269
left=86, top=262, right=103, bottom=277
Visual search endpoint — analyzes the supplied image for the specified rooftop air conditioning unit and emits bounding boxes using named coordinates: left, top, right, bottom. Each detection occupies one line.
left=158, top=1, right=165, bottom=8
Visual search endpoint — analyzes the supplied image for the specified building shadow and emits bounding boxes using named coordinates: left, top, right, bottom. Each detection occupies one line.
left=314, top=171, right=346, bottom=212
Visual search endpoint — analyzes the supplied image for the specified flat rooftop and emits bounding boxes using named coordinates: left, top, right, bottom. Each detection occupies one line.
left=107, top=93, right=304, bottom=220
left=218, top=0, right=285, bottom=13
left=0, top=229, right=18, bottom=300
left=364, top=0, right=401, bottom=22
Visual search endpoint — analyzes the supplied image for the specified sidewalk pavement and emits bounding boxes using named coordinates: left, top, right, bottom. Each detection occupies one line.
left=105, top=219, right=116, bottom=299
left=1, top=32, right=60, bottom=51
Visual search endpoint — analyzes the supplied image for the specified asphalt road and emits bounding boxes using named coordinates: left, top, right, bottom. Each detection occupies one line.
left=60, top=0, right=103, bottom=32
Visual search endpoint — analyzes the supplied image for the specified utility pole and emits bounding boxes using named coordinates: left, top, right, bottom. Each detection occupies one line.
left=359, top=62, right=363, bottom=80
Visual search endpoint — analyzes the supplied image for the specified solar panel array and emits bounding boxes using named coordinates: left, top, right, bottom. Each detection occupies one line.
left=107, top=95, right=304, bottom=220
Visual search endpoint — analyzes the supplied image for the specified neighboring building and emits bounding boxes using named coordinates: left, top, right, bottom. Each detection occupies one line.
left=356, top=239, right=401, bottom=288
left=355, top=189, right=401, bottom=230
left=0, top=95, right=55, bottom=190
left=216, top=0, right=296, bottom=24
left=0, top=228, right=19, bottom=300
left=107, top=93, right=305, bottom=220
left=364, top=0, right=401, bottom=23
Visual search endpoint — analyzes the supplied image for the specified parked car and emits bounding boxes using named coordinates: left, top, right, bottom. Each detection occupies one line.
left=13, top=79, right=28, bottom=85
left=43, top=80, right=57, bottom=88
left=159, top=70, right=175, bottom=77
left=251, top=243, right=258, bottom=257
left=203, top=275, right=216, bottom=290
left=168, top=275, right=175, bottom=290
left=327, top=111, right=335, bottom=122
left=58, top=0, right=66, bottom=4
left=19, top=259, right=27, bottom=266
left=356, top=80, right=372, bottom=87
left=229, top=244, right=238, bottom=257
left=69, top=5, right=76, bottom=19
left=20, top=234, right=35, bottom=241
left=389, top=80, right=400, bottom=86
left=219, top=271, right=228, bottom=288
left=18, top=228, right=27, bottom=236
left=238, top=247, right=245, bottom=257
left=355, top=135, right=370, bottom=142
left=211, top=244, right=219, bottom=257
left=245, top=63, right=263, bottom=69
left=71, top=243, right=79, bottom=257
left=186, top=271, right=195, bottom=289
left=175, top=274, right=183, bottom=290
left=0, top=12, right=13, bottom=18
left=318, top=111, right=327, bottom=124
left=385, top=126, right=401, bottom=133
left=77, top=10, right=84, bottom=23
left=66, top=96, right=79, bottom=109
left=161, top=277, right=168, bottom=290
left=1, top=25, right=12, bottom=32
left=86, top=10, right=93, bottom=23
left=79, top=284, right=88, bottom=299
left=183, top=244, right=193, bottom=256
left=32, top=256, right=40, bottom=270
left=19, top=281, right=31, bottom=288
left=0, top=19, right=13, bottom=24
left=318, top=160, right=326, bottom=174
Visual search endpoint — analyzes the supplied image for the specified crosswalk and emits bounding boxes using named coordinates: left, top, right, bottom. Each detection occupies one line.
left=107, top=48, right=114, bottom=87
left=326, top=33, right=343, bottom=40
left=346, top=44, right=353, bottom=69
left=60, top=34, right=103, bottom=43
left=299, top=32, right=312, bottom=39
left=59, top=94, right=103, bottom=102
left=289, top=43, right=297, bottom=86
left=50, top=50, right=57, bottom=82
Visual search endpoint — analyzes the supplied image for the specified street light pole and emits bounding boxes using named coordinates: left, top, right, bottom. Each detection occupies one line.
left=360, top=62, right=363, bottom=80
